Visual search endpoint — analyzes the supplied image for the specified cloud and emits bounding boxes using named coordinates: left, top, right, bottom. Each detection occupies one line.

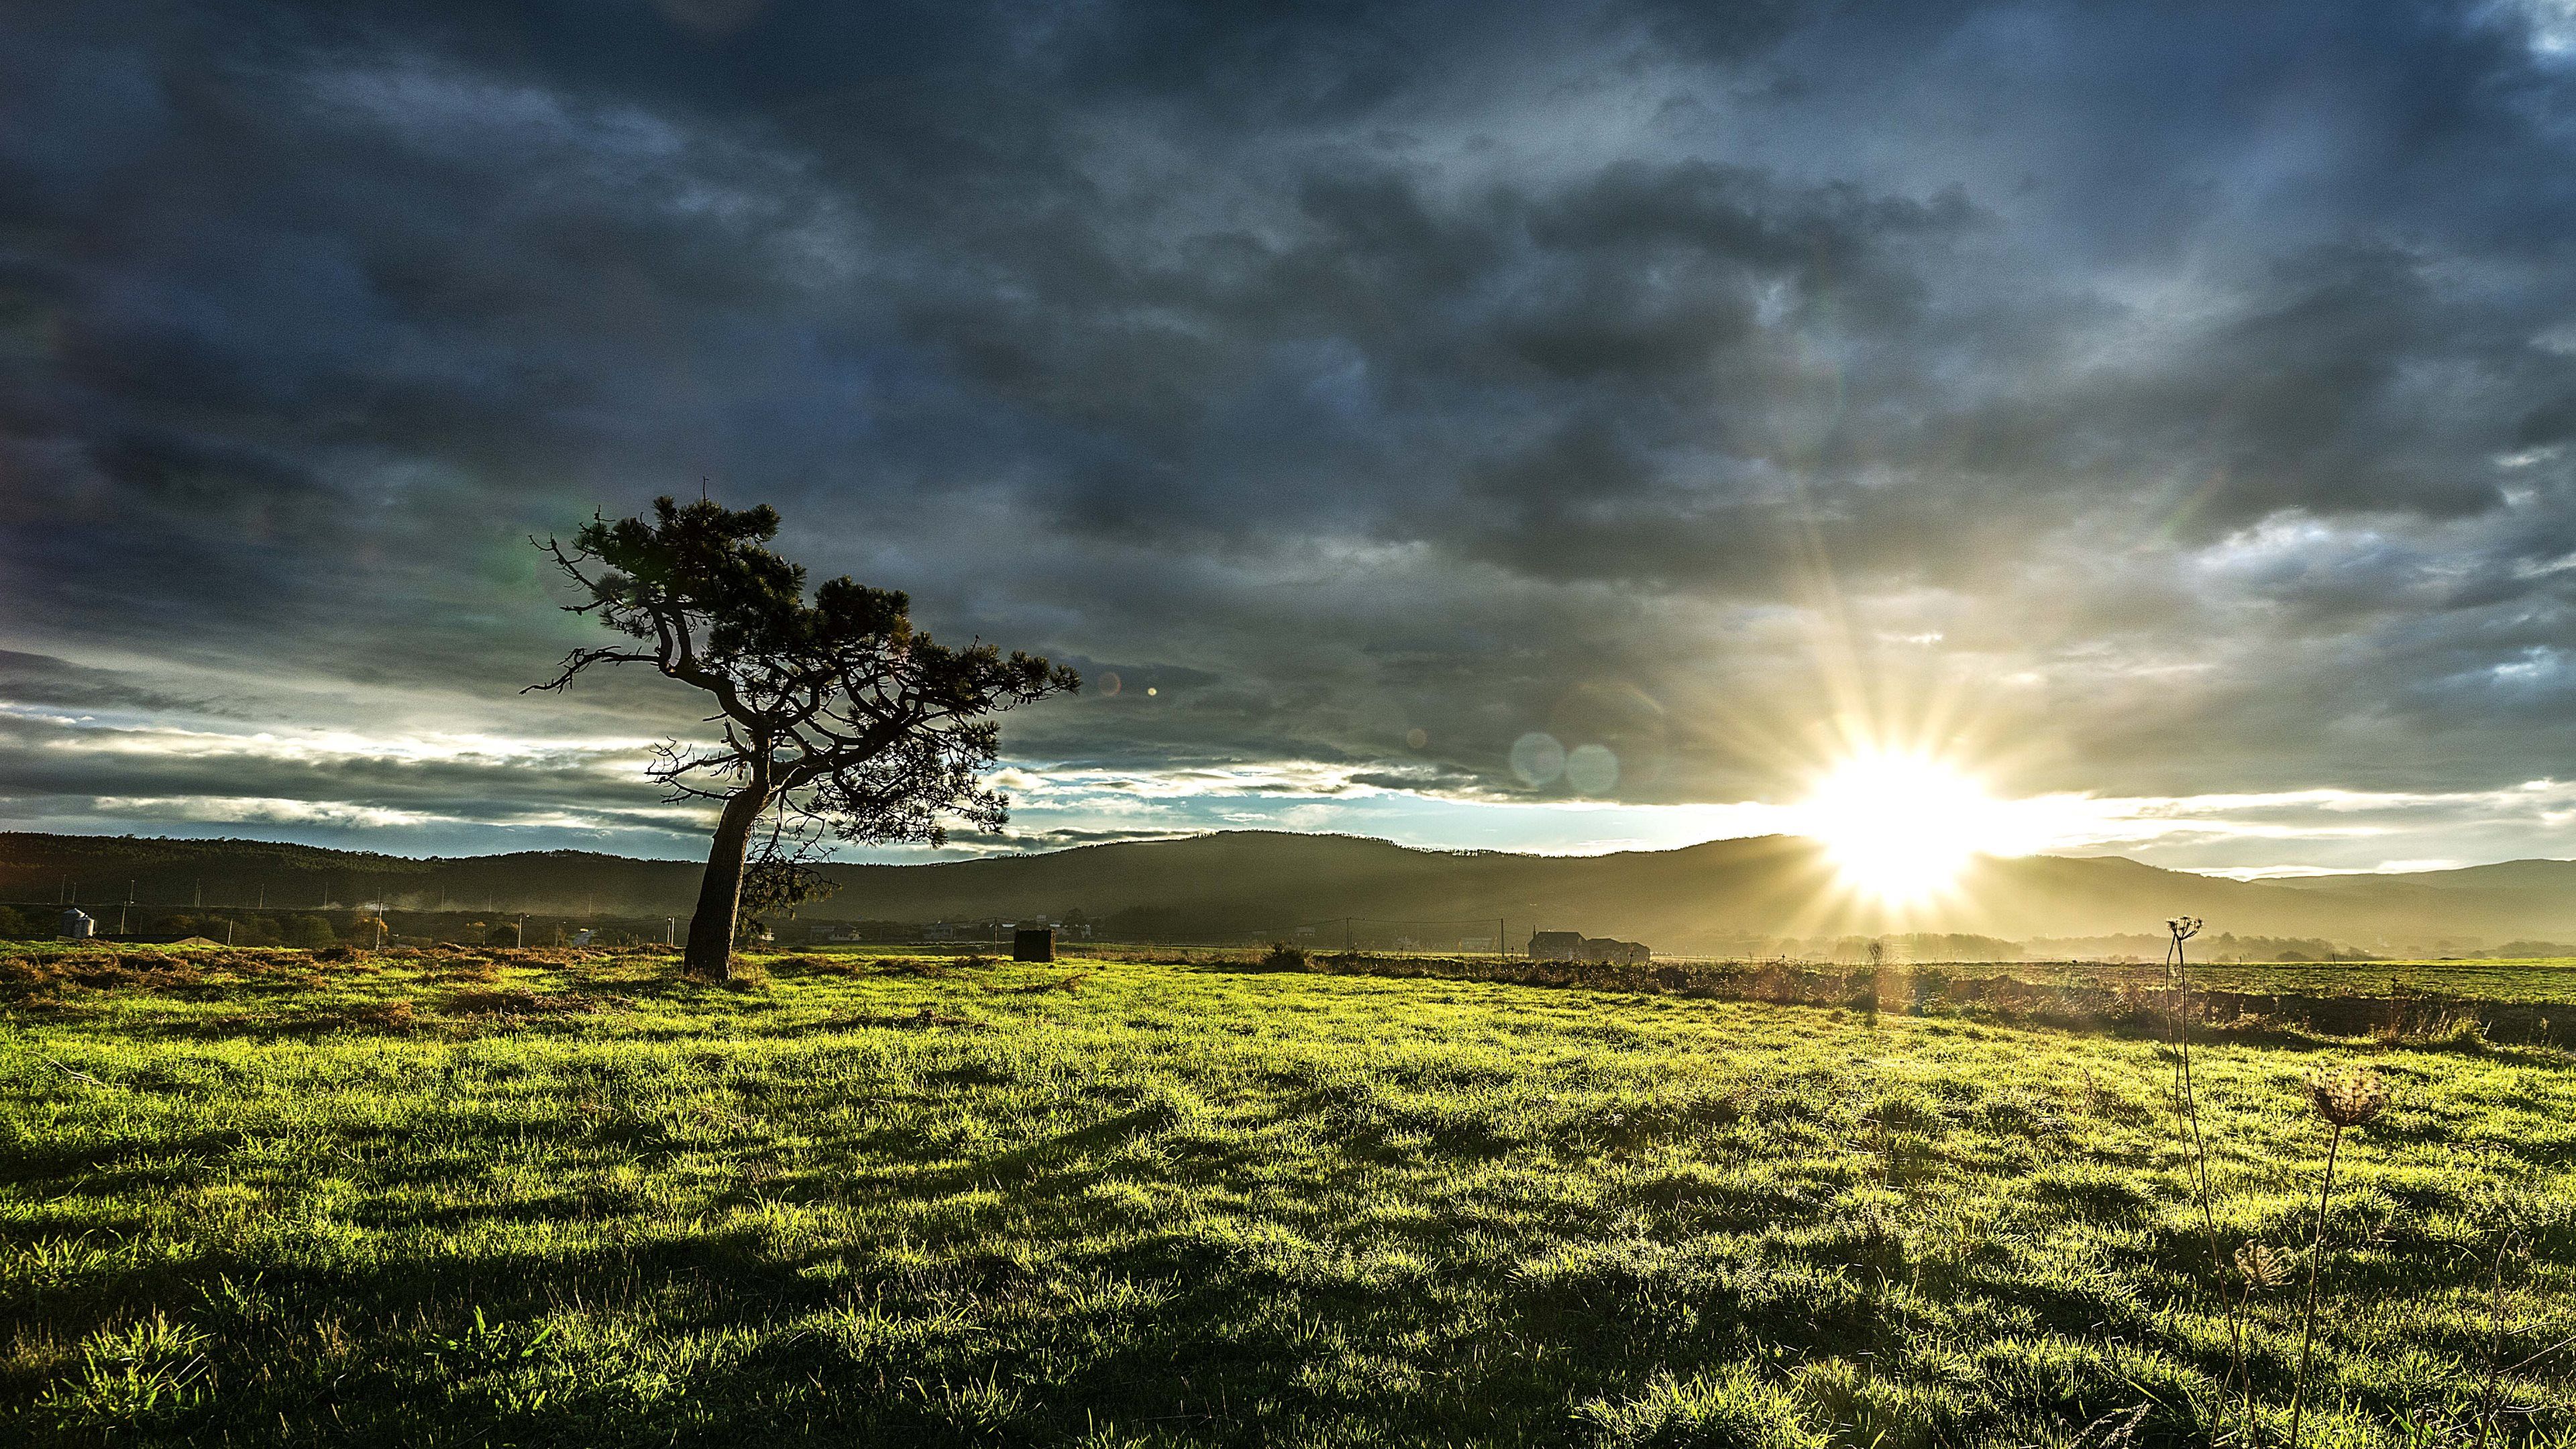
left=0, top=698, right=714, bottom=857
left=3, top=0, right=2576, bottom=871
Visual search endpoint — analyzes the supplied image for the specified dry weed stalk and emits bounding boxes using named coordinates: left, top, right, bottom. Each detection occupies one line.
left=2230, top=1241, right=2294, bottom=1436
left=2287, top=1066, right=2387, bottom=1449
left=2163, top=917, right=2221, bottom=1263
left=2159, top=916, right=2243, bottom=1434
left=2474, top=1228, right=2523, bottom=1449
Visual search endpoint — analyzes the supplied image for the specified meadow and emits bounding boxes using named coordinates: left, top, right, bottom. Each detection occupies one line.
left=3, top=943, right=2571, bottom=1447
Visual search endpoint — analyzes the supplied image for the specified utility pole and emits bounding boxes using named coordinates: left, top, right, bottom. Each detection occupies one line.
left=1345, top=916, right=1354, bottom=952
left=193, top=878, right=202, bottom=908
left=1499, top=918, right=1506, bottom=960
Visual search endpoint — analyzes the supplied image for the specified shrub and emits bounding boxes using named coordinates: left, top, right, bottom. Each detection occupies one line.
left=0, top=905, right=46, bottom=939
left=1263, top=941, right=1310, bottom=971
left=227, top=915, right=283, bottom=947
left=282, top=914, right=337, bottom=949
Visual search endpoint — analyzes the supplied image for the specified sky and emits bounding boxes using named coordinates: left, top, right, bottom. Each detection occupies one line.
left=6, top=0, right=2576, bottom=877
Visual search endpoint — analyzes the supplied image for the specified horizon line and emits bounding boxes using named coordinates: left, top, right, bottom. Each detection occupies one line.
left=6, top=823, right=2568, bottom=882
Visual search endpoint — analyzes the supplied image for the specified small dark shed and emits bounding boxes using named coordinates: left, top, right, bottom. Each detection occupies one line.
left=1013, top=926, right=1055, bottom=962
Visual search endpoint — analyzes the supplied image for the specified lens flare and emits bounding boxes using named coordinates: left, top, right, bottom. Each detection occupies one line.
left=1509, top=731, right=1566, bottom=787
left=1794, top=750, right=2010, bottom=904
left=1564, top=743, right=1619, bottom=794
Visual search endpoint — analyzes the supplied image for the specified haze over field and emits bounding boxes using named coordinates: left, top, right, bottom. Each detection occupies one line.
left=9, top=1, right=2576, bottom=885
left=17, top=828, right=2576, bottom=957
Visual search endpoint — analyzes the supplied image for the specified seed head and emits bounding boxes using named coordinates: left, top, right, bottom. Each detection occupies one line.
left=2166, top=916, right=2203, bottom=942
left=2233, top=1241, right=2294, bottom=1291
left=2306, top=1067, right=2389, bottom=1129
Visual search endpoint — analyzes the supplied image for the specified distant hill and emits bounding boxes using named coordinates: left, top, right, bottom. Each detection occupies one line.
left=0, top=833, right=700, bottom=918
left=4, top=829, right=2571, bottom=953
left=813, top=835, right=2576, bottom=951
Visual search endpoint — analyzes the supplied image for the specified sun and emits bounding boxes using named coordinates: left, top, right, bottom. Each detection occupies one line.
left=1794, top=749, right=2006, bottom=904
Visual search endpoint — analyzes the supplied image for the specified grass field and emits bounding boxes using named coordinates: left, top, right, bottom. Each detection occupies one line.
left=985, top=945, right=2576, bottom=1010
left=1876, top=958, right=2576, bottom=1008
left=4, top=945, right=2572, bottom=1447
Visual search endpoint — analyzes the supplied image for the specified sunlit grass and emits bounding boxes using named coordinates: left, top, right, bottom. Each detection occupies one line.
left=2, top=945, right=2571, bottom=1446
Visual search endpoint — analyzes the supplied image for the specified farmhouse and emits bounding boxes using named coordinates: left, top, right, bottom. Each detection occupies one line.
left=1528, top=930, right=1653, bottom=964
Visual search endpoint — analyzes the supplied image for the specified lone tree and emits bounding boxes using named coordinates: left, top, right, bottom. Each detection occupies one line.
left=533, top=498, right=1076, bottom=979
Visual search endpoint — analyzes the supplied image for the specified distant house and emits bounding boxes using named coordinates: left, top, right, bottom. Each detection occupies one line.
left=1532, top=930, right=1651, bottom=964
left=1528, top=930, right=1583, bottom=961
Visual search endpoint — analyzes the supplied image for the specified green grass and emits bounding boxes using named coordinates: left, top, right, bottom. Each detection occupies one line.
left=4, top=945, right=2573, bottom=1447
left=1900, top=957, right=2576, bottom=1008
left=877, top=942, right=2576, bottom=1008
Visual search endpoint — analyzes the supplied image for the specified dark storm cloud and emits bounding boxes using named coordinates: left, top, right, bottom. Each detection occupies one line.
left=0, top=651, right=206, bottom=714
left=5, top=0, right=2576, bottom=857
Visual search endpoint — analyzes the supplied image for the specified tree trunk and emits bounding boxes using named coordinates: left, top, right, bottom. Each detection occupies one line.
left=684, top=785, right=769, bottom=979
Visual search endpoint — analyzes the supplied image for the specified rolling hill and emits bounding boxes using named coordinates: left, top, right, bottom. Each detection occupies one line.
left=6, top=829, right=2573, bottom=953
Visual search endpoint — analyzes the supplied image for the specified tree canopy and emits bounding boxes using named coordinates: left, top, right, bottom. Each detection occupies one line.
left=535, top=497, right=1076, bottom=975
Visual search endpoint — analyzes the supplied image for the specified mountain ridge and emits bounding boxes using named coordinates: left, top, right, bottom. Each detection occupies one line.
left=7, top=828, right=2572, bottom=951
